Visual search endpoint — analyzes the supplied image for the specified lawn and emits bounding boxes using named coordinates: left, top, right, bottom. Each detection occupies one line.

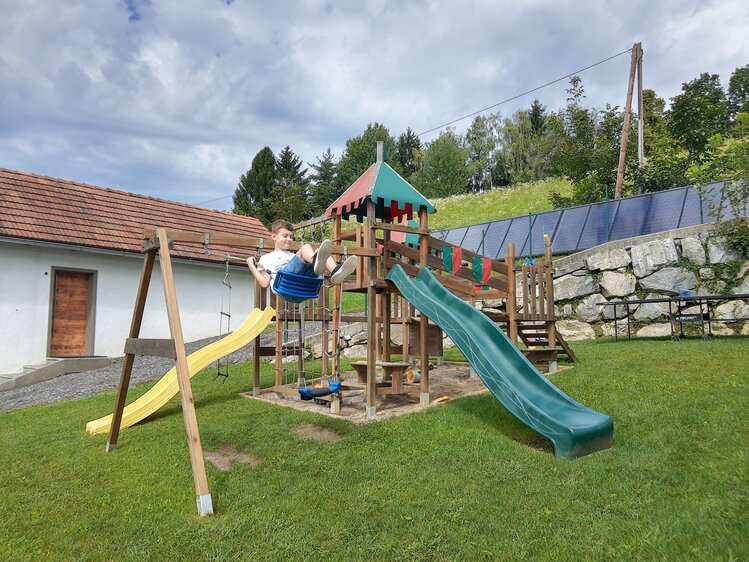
left=1, top=337, right=747, bottom=561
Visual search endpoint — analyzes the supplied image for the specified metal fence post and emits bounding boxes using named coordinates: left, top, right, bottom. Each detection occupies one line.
left=605, top=184, right=610, bottom=242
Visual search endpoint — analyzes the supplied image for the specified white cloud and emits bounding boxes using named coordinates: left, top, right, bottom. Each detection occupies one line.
left=0, top=0, right=747, bottom=211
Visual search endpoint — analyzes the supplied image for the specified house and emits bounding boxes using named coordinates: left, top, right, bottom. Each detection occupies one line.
left=0, top=168, right=269, bottom=380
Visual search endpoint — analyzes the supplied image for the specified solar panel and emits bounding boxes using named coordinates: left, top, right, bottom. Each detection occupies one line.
left=576, top=202, right=611, bottom=251
left=643, top=188, right=684, bottom=233
left=551, top=206, right=589, bottom=254
left=609, top=195, right=649, bottom=240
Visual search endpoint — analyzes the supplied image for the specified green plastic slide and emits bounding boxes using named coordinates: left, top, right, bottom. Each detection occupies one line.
left=387, top=265, right=613, bottom=458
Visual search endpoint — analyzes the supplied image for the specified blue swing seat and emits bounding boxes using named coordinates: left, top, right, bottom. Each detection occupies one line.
left=298, top=381, right=341, bottom=401
left=273, top=270, right=324, bottom=303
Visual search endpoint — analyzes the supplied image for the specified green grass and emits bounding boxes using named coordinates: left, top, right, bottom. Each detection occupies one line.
left=1, top=337, right=747, bottom=560
left=429, top=177, right=573, bottom=231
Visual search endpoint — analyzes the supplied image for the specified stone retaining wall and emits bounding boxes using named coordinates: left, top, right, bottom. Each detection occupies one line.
left=549, top=226, right=749, bottom=340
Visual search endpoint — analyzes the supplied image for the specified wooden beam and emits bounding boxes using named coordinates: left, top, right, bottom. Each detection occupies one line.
left=141, top=228, right=380, bottom=257
left=372, top=221, right=429, bottom=236
left=107, top=251, right=156, bottom=451
left=156, top=228, right=213, bottom=516
left=124, top=338, right=177, bottom=358
left=615, top=43, right=640, bottom=199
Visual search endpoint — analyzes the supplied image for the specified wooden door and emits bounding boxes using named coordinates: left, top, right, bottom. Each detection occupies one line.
left=50, top=270, right=92, bottom=357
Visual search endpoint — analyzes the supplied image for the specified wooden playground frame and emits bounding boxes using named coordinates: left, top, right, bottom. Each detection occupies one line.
left=103, top=148, right=569, bottom=515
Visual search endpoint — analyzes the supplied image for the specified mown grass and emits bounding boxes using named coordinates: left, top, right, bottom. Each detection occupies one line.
left=1, top=337, right=747, bottom=561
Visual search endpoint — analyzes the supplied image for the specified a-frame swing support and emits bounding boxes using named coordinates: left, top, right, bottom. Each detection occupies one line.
left=106, top=228, right=214, bottom=517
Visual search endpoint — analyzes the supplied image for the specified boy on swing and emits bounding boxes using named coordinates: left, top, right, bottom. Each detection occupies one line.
left=246, top=219, right=358, bottom=291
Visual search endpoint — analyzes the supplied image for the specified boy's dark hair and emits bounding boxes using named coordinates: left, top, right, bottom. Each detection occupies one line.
left=271, top=219, right=294, bottom=234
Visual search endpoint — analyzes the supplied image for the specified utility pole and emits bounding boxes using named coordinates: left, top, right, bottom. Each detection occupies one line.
left=615, top=42, right=643, bottom=199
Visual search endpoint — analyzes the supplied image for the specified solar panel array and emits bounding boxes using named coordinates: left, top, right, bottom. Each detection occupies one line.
left=433, top=183, right=730, bottom=258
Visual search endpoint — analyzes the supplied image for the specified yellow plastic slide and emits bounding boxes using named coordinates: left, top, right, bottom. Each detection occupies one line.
left=86, top=307, right=275, bottom=435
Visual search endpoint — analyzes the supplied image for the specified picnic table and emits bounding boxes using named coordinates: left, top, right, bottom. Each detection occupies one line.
left=597, top=293, right=749, bottom=340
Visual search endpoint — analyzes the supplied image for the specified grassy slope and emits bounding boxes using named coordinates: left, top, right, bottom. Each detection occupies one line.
left=1, top=338, right=747, bottom=561
left=428, top=177, right=573, bottom=231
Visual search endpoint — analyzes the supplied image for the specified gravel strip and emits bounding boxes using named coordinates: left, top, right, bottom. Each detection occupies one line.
left=0, top=323, right=331, bottom=413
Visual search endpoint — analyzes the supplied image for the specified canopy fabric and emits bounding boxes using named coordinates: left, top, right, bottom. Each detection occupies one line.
left=326, top=161, right=436, bottom=222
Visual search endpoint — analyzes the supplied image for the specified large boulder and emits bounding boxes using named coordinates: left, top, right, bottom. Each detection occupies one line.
left=636, top=324, right=673, bottom=338
left=343, top=344, right=368, bottom=358
left=714, top=301, right=749, bottom=320
left=600, top=320, right=629, bottom=338
left=555, top=320, right=595, bottom=341
left=575, top=293, right=607, bottom=322
left=710, top=323, right=735, bottom=336
left=602, top=296, right=637, bottom=319
left=633, top=293, right=668, bottom=321
left=707, top=237, right=742, bottom=264
left=600, top=271, right=637, bottom=298
left=679, top=237, right=706, bottom=265
left=731, top=277, right=749, bottom=295
left=553, top=273, right=598, bottom=301
left=639, top=267, right=697, bottom=294
left=630, top=238, right=679, bottom=277
left=586, top=249, right=631, bottom=271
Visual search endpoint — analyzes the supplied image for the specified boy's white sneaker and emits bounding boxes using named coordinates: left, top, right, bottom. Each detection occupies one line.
left=313, top=240, right=332, bottom=275
left=330, top=256, right=358, bottom=284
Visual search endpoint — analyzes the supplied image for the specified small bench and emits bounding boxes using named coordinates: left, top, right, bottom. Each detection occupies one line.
left=350, top=361, right=368, bottom=383
left=376, top=361, right=412, bottom=394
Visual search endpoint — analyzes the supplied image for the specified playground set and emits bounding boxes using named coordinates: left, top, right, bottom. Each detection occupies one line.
left=86, top=142, right=613, bottom=516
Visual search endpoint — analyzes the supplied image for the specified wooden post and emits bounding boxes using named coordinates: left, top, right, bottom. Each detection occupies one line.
left=275, top=293, right=283, bottom=387
left=366, top=200, right=377, bottom=418
left=615, top=42, right=640, bottom=199
left=506, top=242, right=518, bottom=344
left=418, top=205, right=429, bottom=406
left=106, top=250, right=157, bottom=451
left=331, top=213, right=342, bottom=376
left=252, top=282, right=262, bottom=396
left=545, top=243, right=557, bottom=372
left=156, top=228, right=213, bottom=517
left=383, top=227, right=392, bottom=363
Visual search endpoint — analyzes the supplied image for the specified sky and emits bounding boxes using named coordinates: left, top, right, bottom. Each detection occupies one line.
left=1, top=0, right=748, bottom=212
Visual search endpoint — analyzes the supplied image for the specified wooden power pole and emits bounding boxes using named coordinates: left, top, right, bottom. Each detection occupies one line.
left=614, top=42, right=643, bottom=199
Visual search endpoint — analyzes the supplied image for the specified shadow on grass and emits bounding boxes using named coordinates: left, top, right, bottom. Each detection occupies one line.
left=451, top=394, right=555, bottom=456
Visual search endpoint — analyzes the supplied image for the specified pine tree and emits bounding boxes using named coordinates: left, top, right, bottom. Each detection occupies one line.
left=233, top=146, right=276, bottom=225
left=308, top=148, right=339, bottom=217
left=272, top=146, right=309, bottom=222
left=395, top=127, right=422, bottom=182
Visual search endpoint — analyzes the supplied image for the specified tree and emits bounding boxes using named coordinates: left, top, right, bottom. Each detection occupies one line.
left=550, top=76, right=597, bottom=182
left=728, top=64, right=749, bottom=126
left=465, top=113, right=500, bottom=192
left=271, top=146, right=309, bottom=222
left=688, top=130, right=749, bottom=256
left=308, top=148, right=339, bottom=217
left=275, top=146, right=308, bottom=191
left=233, top=146, right=276, bottom=224
left=337, top=123, right=398, bottom=191
left=411, top=130, right=469, bottom=198
left=394, top=127, right=422, bottom=182
left=529, top=99, right=547, bottom=135
left=668, top=72, right=728, bottom=158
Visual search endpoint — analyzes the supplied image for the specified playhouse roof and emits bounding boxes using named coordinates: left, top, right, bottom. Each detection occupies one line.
left=0, top=168, right=269, bottom=264
left=326, top=160, right=436, bottom=222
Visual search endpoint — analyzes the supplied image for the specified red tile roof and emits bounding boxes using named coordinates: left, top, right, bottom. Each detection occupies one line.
left=0, top=168, right=270, bottom=264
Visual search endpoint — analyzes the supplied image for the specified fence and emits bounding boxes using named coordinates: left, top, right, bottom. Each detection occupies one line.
left=433, top=182, right=731, bottom=258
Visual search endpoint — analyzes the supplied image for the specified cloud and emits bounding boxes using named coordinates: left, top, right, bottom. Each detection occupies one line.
left=0, top=0, right=747, bottom=211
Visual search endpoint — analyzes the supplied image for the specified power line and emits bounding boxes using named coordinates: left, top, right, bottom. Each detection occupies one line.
left=193, top=194, right=232, bottom=205
left=417, top=47, right=634, bottom=137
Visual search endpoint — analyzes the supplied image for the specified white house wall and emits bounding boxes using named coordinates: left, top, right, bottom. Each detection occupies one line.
left=0, top=241, right=255, bottom=374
